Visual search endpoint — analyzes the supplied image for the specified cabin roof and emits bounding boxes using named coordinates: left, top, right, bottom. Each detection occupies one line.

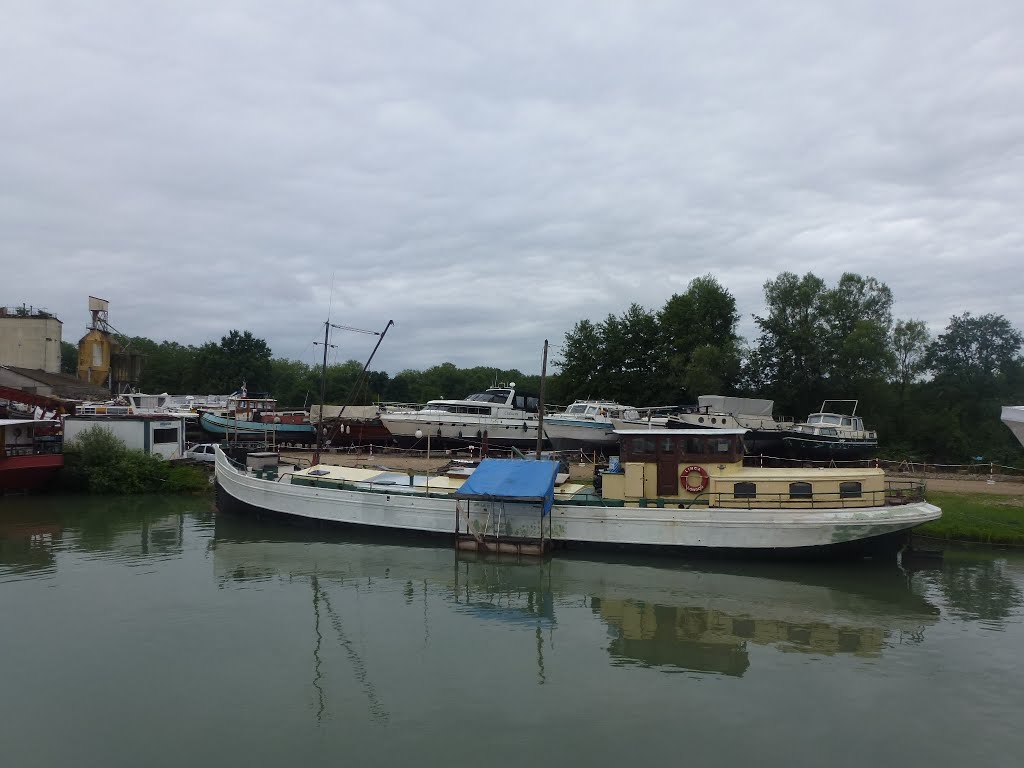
left=0, top=418, right=61, bottom=426
left=454, top=458, right=559, bottom=515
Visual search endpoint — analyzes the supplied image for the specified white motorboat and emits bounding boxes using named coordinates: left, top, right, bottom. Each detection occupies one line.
left=379, top=383, right=543, bottom=451
left=543, top=400, right=640, bottom=454
left=215, top=427, right=941, bottom=560
left=1002, top=406, right=1024, bottom=448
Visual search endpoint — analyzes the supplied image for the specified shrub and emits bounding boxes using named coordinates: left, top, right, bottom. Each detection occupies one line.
left=59, top=425, right=209, bottom=495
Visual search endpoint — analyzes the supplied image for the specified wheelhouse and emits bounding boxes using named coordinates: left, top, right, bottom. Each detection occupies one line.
left=603, top=428, right=886, bottom=509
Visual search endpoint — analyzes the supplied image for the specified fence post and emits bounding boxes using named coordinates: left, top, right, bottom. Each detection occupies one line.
left=988, top=461, right=995, bottom=485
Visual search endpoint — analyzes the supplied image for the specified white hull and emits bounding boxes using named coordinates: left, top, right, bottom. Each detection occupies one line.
left=379, top=411, right=542, bottom=447
left=542, top=419, right=617, bottom=451
left=1002, top=406, right=1024, bottom=448
left=215, top=449, right=940, bottom=556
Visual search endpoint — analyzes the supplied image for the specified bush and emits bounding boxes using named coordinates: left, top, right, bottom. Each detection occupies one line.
left=60, top=425, right=210, bottom=495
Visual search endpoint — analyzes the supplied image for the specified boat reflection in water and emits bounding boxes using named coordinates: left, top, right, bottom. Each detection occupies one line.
left=212, top=516, right=940, bottom=679
left=592, top=563, right=936, bottom=676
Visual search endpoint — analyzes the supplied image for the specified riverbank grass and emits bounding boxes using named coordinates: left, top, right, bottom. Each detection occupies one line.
left=917, top=491, right=1024, bottom=546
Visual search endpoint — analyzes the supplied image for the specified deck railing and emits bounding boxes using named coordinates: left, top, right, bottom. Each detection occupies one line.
left=634, top=480, right=927, bottom=510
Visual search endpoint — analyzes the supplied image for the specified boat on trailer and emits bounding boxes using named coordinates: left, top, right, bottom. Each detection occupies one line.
left=215, top=427, right=940, bottom=560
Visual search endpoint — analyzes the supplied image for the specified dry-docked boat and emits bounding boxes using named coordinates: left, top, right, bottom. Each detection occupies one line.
left=665, top=396, right=794, bottom=456
left=1002, top=406, right=1024, bottom=448
left=781, top=401, right=879, bottom=459
left=543, top=400, right=641, bottom=454
left=215, top=427, right=941, bottom=560
left=378, top=384, right=544, bottom=451
left=198, top=396, right=315, bottom=443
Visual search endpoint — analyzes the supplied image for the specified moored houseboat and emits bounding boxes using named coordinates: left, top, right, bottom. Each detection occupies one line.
left=0, top=419, right=63, bottom=493
left=215, top=427, right=940, bottom=560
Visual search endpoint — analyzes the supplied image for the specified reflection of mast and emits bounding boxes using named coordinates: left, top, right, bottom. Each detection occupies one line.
left=318, top=584, right=389, bottom=724
left=310, top=575, right=326, bottom=723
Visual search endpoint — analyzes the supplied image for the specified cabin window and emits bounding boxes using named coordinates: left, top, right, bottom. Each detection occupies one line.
left=713, top=439, right=732, bottom=456
left=629, top=436, right=656, bottom=458
left=733, top=482, right=757, bottom=499
left=789, top=481, right=812, bottom=499
left=153, top=428, right=179, bottom=444
left=840, top=481, right=862, bottom=499
left=660, top=436, right=676, bottom=454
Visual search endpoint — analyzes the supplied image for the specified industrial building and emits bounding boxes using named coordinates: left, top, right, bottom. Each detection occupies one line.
left=0, top=305, right=63, bottom=373
left=77, top=296, right=144, bottom=394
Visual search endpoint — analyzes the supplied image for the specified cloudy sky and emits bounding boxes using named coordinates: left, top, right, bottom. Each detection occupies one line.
left=2, top=1, right=1022, bottom=376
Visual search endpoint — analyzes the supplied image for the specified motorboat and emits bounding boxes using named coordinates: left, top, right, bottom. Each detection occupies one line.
left=379, top=384, right=544, bottom=451
left=543, top=400, right=640, bottom=454
left=665, top=395, right=794, bottom=455
left=781, top=401, right=879, bottom=460
left=1002, top=406, right=1024, bottom=448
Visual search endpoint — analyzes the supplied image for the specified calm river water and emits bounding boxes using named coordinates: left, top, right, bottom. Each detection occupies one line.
left=2, top=495, right=1023, bottom=767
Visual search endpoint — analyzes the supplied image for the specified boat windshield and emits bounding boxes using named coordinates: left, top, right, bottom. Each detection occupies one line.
left=808, top=414, right=843, bottom=425
left=465, top=390, right=511, bottom=404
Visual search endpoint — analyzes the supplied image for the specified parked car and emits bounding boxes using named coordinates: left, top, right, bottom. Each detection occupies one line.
left=184, top=443, right=218, bottom=463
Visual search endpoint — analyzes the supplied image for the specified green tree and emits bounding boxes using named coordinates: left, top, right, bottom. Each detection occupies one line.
left=556, top=319, right=603, bottom=400
left=751, top=272, right=894, bottom=415
left=657, top=275, right=741, bottom=402
left=890, top=319, right=931, bottom=401
left=193, top=330, right=273, bottom=393
left=927, top=312, right=1023, bottom=394
left=60, top=341, right=78, bottom=375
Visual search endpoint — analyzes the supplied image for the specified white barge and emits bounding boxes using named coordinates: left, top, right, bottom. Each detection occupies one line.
left=214, top=428, right=940, bottom=560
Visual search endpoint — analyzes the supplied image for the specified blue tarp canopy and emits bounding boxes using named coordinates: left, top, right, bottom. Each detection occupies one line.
left=454, top=459, right=559, bottom=516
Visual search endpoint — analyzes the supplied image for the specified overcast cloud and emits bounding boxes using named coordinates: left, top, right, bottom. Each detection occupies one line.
left=2, top=0, right=1022, bottom=377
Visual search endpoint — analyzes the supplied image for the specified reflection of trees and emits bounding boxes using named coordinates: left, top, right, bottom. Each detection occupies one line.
left=934, top=559, right=1024, bottom=622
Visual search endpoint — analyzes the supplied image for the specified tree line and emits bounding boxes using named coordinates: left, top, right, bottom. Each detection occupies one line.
left=58, top=271, right=1024, bottom=463
left=559, top=272, right=1024, bottom=464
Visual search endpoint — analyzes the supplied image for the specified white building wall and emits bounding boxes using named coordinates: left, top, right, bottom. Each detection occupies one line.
left=63, top=417, right=185, bottom=459
left=149, top=419, right=185, bottom=460
left=0, top=316, right=63, bottom=373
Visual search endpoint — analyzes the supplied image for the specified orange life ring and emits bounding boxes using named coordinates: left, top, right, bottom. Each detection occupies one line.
left=681, top=465, right=709, bottom=493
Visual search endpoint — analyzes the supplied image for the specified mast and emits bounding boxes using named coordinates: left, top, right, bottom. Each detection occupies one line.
left=313, top=320, right=333, bottom=466
left=535, top=339, right=548, bottom=459
left=313, top=320, right=394, bottom=466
